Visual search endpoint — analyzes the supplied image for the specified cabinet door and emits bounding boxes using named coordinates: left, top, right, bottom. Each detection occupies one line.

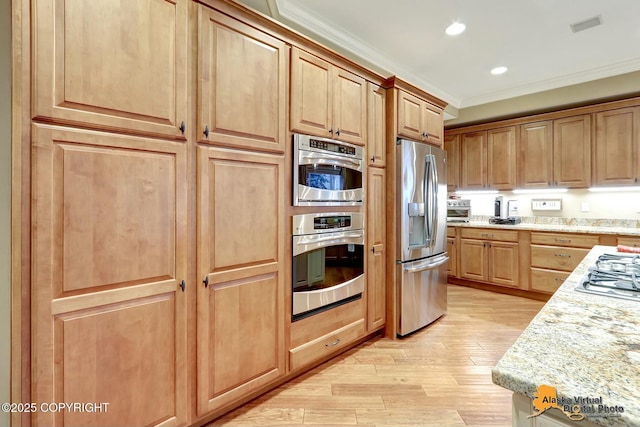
left=422, top=102, right=444, bottom=147
left=447, top=238, right=458, bottom=278
left=198, top=7, right=288, bottom=152
left=594, top=107, right=640, bottom=186
left=31, top=125, right=188, bottom=427
left=291, top=48, right=332, bottom=137
left=554, top=115, right=591, bottom=188
left=459, top=239, right=488, bottom=281
left=488, top=242, right=519, bottom=288
left=519, top=121, right=553, bottom=188
left=367, top=168, right=386, bottom=331
left=444, top=134, right=460, bottom=192
left=333, top=67, right=367, bottom=145
left=34, top=0, right=188, bottom=139
left=368, top=83, right=386, bottom=167
left=196, top=146, right=285, bottom=415
left=487, top=127, right=517, bottom=189
left=397, top=90, right=424, bottom=141
left=460, top=131, right=488, bottom=190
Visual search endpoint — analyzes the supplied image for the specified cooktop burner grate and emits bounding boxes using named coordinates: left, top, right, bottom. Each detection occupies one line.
left=575, top=253, right=640, bottom=302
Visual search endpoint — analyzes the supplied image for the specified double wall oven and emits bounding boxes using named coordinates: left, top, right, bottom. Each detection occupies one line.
left=291, top=133, right=366, bottom=320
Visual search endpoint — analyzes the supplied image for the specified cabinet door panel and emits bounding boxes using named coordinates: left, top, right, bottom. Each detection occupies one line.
left=397, top=91, right=423, bottom=141
left=423, top=102, right=443, bottom=147
left=460, top=132, right=487, bottom=189
left=32, top=125, right=188, bottom=427
left=459, top=239, right=488, bottom=281
left=291, top=48, right=332, bottom=136
left=197, top=146, right=284, bottom=414
left=367, top=168, right=386, bottom=331
left=554, top=115, right=591, bottom=188
left=368, top=83, right=386, bottom=166
left=488, top=242, right=519, bottom=287
left=333, top=68, right=367, bottom=145
left=447, top=238, right=458, bottom=278
left=34, top=0, right=188, bottom=139
left=594, top=107, right=639, bottom=185
left=198, top=7, right=288, bottom=152
left=444, top=135, right=460, bottom=192
left=518, top=121, right=553, bottom=188
left=487, top=127, right=516, bottom=189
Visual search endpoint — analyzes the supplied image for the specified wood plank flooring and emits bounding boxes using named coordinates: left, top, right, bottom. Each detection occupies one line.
left=209, top=285, right=544, bottom=426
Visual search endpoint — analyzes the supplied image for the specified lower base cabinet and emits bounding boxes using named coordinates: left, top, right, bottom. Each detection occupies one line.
left=459, top=228, right=520, bottom=288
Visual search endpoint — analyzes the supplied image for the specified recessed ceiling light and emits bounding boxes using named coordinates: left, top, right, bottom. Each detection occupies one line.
left=491, top=66, right=508, bottom=75
left=445, top=22, right=466, bottom=36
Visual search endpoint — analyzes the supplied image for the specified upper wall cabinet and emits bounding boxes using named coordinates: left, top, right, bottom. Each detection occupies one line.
left=291, top=47, right=367, bottom=145
left=594, top=107, right=640, bottom=186
left=397, top=90, right=444, bottom=146
left=198, top=6, right=289, bottom=153
left=459, top=127, right=516, bottom=190
left=518, top=121, right=554, bottom=188
left=444, top=134, right=460, bottom=192
left=34, top=0, right=188, bottom=140
left=553, top=115, right=591, bottom=188
left=367, top=83, right=386, bottom=167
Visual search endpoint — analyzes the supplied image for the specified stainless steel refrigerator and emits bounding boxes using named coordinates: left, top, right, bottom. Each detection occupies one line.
left=396, top=138, right=448, bottom=336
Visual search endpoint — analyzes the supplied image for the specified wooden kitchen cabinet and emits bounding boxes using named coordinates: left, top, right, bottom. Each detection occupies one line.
left=197, top=6, right=289, bottom=153
left=397, top=90, right=444, bottom=146
left=460, top=131, right=487, bottom=190
left=444, top=134, right=460, bottom=192
left=367, top=167, right=386, bottom=331
left=446, top=227, right=459, bottom=278
left=518, top=120, right=554, bottom=188
left=459, top=229, right=520, bottom=288
left=367, top=83, right=387, bottom=167
left=291, top=47, right=367, bottom=145
left=618, top=236, right=640, bottom=247
left=554, top=115, right=592, bottom=188
left=459, top=127, right=516, bottom=190
left=594, top=107, right=640, bottom=186
left=196, top=146, right=285, bottom=415
left=31, top=125, right=189, bottom=427
left=33, top=0, right=189, bottom=140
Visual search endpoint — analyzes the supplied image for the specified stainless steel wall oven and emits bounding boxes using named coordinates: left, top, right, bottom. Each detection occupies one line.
left=292, top=212, right=365, bottom=321
left=293, top=133, right=363, bottom=206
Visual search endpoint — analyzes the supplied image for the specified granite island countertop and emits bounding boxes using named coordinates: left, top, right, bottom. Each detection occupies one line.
left=492, top=245, right=640, bottom=427
left=448, top=217, right=640, bottom=236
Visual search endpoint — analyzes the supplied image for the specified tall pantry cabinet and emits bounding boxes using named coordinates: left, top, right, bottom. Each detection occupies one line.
left=28, top=0, right=287, bottom=426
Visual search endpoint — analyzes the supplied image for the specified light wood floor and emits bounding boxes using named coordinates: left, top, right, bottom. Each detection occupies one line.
left=211, top=285, right=544, bottom=427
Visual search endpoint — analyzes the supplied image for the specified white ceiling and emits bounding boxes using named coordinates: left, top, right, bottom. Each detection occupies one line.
left=240, top=0, right=640, bottom=109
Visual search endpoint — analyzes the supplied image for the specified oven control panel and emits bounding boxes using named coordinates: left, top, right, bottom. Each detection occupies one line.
left=293, top=212, right=364, bottom=236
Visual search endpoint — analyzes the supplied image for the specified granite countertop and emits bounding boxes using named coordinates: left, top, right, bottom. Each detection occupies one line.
left=448, top=217, right=640, bottom=236
left=492, top=245, right=640, bottom=427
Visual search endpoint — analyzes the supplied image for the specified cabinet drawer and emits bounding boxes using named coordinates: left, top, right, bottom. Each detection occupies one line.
left=447, top=227, right=456, bottom=237
left=618, top=237, right=640, bottom=247
left=530, top=232, right=598, bottom=248
left=290, top=319, right=365, bottom=371
left=460, top=228, right=519, bottom=242
left=530, top=268, right=570, bottom=294
left=530, top=245, right=589, bottom=271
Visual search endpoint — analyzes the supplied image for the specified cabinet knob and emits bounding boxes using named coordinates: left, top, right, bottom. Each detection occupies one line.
left=203, top=125, right=210, bottom=139
left=179, top=121, right=185, bottom=135
left=179, top=280, right=186, bottom=292
left=370, top=155, right=376, bottom=163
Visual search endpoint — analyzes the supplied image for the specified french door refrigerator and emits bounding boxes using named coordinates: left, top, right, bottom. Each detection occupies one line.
left=396, top=138, right=448, bottom=336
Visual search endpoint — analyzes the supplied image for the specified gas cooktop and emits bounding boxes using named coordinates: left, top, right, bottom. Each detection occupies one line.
left=575, top=253, right=640, bottom=302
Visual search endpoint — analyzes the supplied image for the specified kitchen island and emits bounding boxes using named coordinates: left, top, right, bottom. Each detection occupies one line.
left=492, top=245, right=640, bottom=427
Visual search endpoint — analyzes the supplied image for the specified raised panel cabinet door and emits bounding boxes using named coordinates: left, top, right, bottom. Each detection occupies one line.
left=447, top=238, right=458, bottom=278
left=422, top=102, right=444, bottom=147
left=459, top=239, right=488, bottom=281
left=397, top=90, right=424, bottom=141
left=333, top=67, right=367, bottom=145
left=367, top=168, right=386, bottom=331
left=367, top=83, right=386, bottom=166
left=553, top=115, right=592, bottom=188
left=487, top=126, right=517, bottom=190
left=196, top=146, right=285, bottom=414
left=460, top=131, right=488, bottom=190
left=444, top=134, right=460, bottom=192
left=291, top=47, right=333, bottom=137
left=198, top=6, right=288, bottom=152
left=594, top=107, right=640, bottom=186
left=34, top=0, right=188, bottom=139
left=518, top=121, right=553, bottom=188
left=31, top=125, right=188, bottom=427
left=488, top=242, right=519, bottom=288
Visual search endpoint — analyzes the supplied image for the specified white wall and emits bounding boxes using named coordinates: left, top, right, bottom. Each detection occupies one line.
left=458, top=189, right=640, bottom=220
left=1, top=0, right=11, bottom=425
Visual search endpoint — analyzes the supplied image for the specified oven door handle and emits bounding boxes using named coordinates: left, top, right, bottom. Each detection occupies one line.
left=300, top=156, right=362, bottom=170
left=297, top=232, right=364, bottom=244
left=293, top=231, right=364, bottom=255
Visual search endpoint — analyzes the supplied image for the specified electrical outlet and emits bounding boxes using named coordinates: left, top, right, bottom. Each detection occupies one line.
left=581, top=202, right=590, bottom=212
left=531, top=199, right=562, bottom=211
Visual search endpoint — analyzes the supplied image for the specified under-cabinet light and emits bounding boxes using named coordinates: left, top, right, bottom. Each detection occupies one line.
left=512, top=188, right=568, bottom=194
left=455, top=190, right=499, bottom=195
left=588, top=186, right=640, bottom=193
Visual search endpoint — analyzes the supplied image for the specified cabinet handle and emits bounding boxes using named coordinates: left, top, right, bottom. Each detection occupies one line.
left=548, top=181, right=551, bottom=187
left=555, top=253, right=571, bottom=258
left=635, top=177, right=638, bottom=183
left=203, top=276, right=209, bottom=288
left=329, top=127, right=334, bottom=135
left=424, top=132, right=429, bottom=139
left=370, top=155, right=376, bottom=163
left=325, top=338, right=341, bottom=347
left=481, top=233, right=494, bottom=238
left=336, top=128, right=341, bottom=136
left=179, top=121, right=186, bottom=135
left=555, top=278, right=565, bottom=282
left=179, top=280, right=186, bottom=292
left=555, top=180, right=558, bottom=186
left=555, top=238, right=571, bottom=243
left=203, top=125, right=209, bottom=138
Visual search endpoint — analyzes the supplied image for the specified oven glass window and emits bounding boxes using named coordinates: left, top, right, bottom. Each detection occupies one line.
left=293, top=244, right=364, bottom=292
left=448, top=208, right=470, bottom=218
left=299, top=165, right=362, bottom=192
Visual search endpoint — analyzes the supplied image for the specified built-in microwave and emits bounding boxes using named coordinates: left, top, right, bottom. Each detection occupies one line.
left=293, top=133, right=363, bottom=206
left=447, top=199, right=471, bottom=222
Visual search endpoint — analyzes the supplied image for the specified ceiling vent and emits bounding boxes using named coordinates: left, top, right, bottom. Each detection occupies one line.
left=570, top=15, right=603, bottom=33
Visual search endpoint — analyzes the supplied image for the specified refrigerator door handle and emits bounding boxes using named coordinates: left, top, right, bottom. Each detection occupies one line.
left=403, top=254, right=449, bottom=273
left=424, top=154, right=437, bottom=246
